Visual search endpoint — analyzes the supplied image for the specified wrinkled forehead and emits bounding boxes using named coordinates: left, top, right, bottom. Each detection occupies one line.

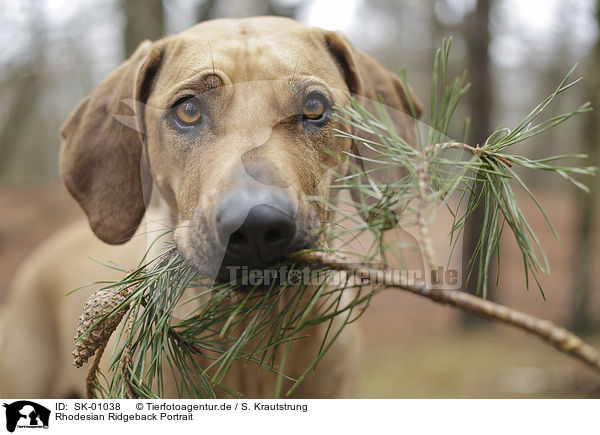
left=152, top=20, right=346, bottom=100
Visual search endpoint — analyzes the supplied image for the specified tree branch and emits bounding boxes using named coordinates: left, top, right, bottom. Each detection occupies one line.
left=295, top=251, right=600, bottom=375
left=86, top=341, right=106, bottom=399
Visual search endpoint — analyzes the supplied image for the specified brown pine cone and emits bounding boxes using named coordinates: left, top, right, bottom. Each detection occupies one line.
left=73, top=286, right=134, bottom=368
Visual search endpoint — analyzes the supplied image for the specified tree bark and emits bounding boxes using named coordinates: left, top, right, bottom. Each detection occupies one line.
left=122, top=0, right=165, bottom=57
left=569, top=0, right=600, bottom=335
left=463, top=0, right=493, bottom=307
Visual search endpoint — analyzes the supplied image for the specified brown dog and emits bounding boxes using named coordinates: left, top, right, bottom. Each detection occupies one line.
left=0, top=16, right=420, bottom=398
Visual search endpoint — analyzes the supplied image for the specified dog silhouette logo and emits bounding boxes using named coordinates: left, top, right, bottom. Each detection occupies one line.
left=3, top=401, right=50, bottom=432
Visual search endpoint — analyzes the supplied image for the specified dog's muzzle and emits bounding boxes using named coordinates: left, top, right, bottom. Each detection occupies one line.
left=215, top=182, right=300, bottom=278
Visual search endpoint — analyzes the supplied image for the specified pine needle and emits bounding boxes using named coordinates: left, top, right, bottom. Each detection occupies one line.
left=75, top=37, right=596, bottom=398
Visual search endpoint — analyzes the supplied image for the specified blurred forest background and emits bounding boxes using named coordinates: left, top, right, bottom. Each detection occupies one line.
left=1, top=0, right=599, bottom=397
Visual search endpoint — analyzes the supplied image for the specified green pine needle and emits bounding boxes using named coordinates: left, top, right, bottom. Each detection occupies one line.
left=80, top=37, right=596, bottom=398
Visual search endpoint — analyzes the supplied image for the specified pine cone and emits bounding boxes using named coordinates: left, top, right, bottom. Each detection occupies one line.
left=73, top=286, right=134, bottom=368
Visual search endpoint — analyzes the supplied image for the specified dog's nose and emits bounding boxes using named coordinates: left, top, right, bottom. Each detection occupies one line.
left=216, top=192, right=296, bottom=265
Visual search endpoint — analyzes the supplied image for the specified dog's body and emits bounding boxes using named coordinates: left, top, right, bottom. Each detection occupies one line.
left=0, top=210, right=360, bottom=398
left=0, top=218, right=148, bottom=397
left=0, top=16, right=420, bottom=398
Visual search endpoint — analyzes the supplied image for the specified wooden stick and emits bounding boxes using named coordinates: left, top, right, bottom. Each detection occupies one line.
left=86, top=342, right=106, bottom=399
left=294, top=251, right=600, bottom=375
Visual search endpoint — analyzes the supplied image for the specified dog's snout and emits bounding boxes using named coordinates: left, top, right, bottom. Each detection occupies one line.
left=216, top=192, right=296, bottom=265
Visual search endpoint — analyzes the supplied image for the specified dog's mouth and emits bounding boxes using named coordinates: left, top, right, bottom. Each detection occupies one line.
left=176, top=198, right=322, bottom=287
left=178, top=227, right=319, bottom=288
left=214, top=237, right=316, bottom=285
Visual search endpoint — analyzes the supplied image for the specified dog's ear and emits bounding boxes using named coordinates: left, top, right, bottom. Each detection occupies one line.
left=323, top=31, right=423, bottom=224
left=323, top=31, right=422, bottom=126
left=60, top=40, right=164, bottom=244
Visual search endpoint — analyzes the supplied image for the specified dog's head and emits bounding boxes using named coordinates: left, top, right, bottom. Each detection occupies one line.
left=60, top=17, right=422, bottom=281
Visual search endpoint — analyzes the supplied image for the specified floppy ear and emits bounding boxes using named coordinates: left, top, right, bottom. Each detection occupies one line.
left=60, top=40, right=164, bottom=244
left=323, top=31, right=423, bottom=131
left=323, top=31, right=423, bottom=225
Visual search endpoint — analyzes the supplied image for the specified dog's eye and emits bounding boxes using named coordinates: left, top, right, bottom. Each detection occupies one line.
left=173, top=98, right=203, bottom=126
left=302, top=92, right=329, bottom=123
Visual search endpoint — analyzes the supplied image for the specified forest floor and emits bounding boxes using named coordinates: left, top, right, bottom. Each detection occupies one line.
left=1, top=182, right=599, bottom=398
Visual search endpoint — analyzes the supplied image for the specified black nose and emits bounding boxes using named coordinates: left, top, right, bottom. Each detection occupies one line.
left=216, top=191, right=296, bottom=266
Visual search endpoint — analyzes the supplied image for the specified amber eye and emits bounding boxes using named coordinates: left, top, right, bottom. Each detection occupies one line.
left=173, top=98, right=202, bottom=126
left=302, top=93, right=328, bottom=121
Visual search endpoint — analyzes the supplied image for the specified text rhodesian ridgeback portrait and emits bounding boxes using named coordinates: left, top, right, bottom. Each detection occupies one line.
left=0, top=16, right=421, bottom=398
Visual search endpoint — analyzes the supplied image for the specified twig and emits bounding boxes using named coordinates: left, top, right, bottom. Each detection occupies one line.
left=295, top=251, right=600, bottom=375
left=168, top=329, right=205, bottom=356
left=86, top=341, right=106, bottom=399
left=429, top=141, right=513, bottom=166
left=120, top=306, right=139, bottom=399
left=416, top=148, right=438, bottom=271
left=414, top=140, right=510, bottom=277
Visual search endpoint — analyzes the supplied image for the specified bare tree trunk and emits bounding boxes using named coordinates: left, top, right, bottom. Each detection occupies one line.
left=0, top=78, right=42, bottom=175
left=195, top=0, right=219, bottom=22
left=569, top=0, right=600, bottom=335
left=462, top=0, right=493, bottom=322
left=0, top=1, right=44, bottom=178
left=122, top=0, right=165, bottom=57
left=209, top=0, right=271, bottom=18
left=467, top=0, right=492, bottom=126
left=206, top=0, right=302, bottom=20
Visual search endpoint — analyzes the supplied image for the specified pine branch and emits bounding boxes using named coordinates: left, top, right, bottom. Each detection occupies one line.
left=71, top=37, right=599, bottom=398
left=294, top=251, right=600, bottom=374
left=119, top=305, right=139, bottom=399
left=86, top=341, right=106, bottom=399
left=333, top=38, right=596, bottom=297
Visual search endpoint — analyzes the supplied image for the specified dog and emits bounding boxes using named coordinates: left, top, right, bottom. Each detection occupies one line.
left=0, top=16, right=421, bottom=398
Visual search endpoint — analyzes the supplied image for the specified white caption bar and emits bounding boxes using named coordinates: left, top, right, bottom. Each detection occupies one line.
left=0, top=399, right=597, bottom=435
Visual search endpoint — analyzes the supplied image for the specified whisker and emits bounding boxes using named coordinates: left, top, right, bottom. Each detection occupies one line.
left=144, top=217, right=191, bottom=222
left=203, top=33, right=216, bottom=76
left=291, top=54, right=300, bottom=83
